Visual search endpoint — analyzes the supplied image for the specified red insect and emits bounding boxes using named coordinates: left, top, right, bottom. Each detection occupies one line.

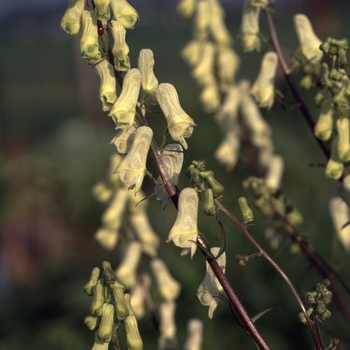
left=98, top=25, right=104, bottom=35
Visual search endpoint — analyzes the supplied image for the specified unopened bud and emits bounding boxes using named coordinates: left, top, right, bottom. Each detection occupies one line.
left=336, top=117, right=350, bottom=162
left=91, top=283, right=105, bottom=316
left=325, top=137, right=344, bottom=180
left=84, top=315, right=100, bottom=330
left=314, top=99, right=334, bottom=141
left=202, top=188, right=216, bottom=216
left=111, top=285, right=129, bottom=320
left=238, top=197, right=254, bottom=224
left=98, top=303, right=115, bottom=343
left=124, top=293, right=143, bottom=350
left=84, top=267, right=101, bottom=296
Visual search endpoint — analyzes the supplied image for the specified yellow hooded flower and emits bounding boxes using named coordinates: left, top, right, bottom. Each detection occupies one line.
left=60, top=0, right=85, bottom=35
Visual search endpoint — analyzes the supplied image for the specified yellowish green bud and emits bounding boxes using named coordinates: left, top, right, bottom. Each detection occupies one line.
left=203, top=172, right=224, bottom=198
left=60, top=0, right=85, bottom=35
left=325, top=137, right=344, bottom=180
left=94, top=59, right=117, bottom=112
left=238, top=197, right=254, bottom=224
left=116, top=126, right=153, bottom=195
left=314, top=98, right=334, bottom=141
left=151, top=258, right=181, bottom=301
left=84, top=315, right=100, bottom=330
left=157, top=83, right=196, bottom=150
left=336, top=117, right=350, bottom=162
left=94, top=0, right=111, bottom=21
left=124, top=293, right=144, bottom=350
left=98, top=303, right=115, bottom=342
left=109, top=68, right=141, bottom=129
left=167, top=187, right=199, bottom=258
left=115, top=241, right=142, bottom=288
left=109, top=20, right=130, bottom=71
left=184, top=319, right=203, bottom=350
left=102, top=261, right=117, bottom=284
left=158, top=301, right=177, bottom=350
left=138, top=49, right=158, bottom=105
left=239, top=0, right=261, bottom=52
left=329, top=197, right=350, bottom=251
left=111, top=285, right=129, bottom=321
left=110, top=0, right=139, bottom=29
left=80, top=10, right=102, bottom=64
left=294, top=14, right=323, bottom=66
left=84, top=267, right=101, bottom=296
left=250, top=52, right=278, bottom=110
left=91, top=283, right=105, bottom=316
left=202, top=188, right=216, bottom=216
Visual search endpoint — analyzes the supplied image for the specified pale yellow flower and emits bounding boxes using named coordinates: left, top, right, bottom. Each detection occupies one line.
left=294, top=14, right=323, bottom=65
left=94, top=59, right=117, bottom=112
left=200, top=82, right=220, bottom=113
left=177, top=0, right=197, bottom=19
left=250, top=51, right=278, bottom=110
left=197, top=247, right=226, bottom=318
left=150, top=258, right=181, bottom=301
left=239, top=0, right=261, bottom=52
left=194, top=0, right=211, bottom=40
left=124, top=294, right=143, bottom=350
left=264, top=154, right=284, bottom=190
left=209, top=10, right=232, bottom=46
left=80, top=10, right=101, bottom=64
left=130, top=274, right=150, bottom=319
left=94, top=0, right=111, bottom=21
left=181, top=40, right=204, bottom=67
left=94, top=227, right=119, bottom=251
left=314, top=98, right=334, bottom=141
left=184, top=319, right=203, bottom=350
left=60, top=0, right=85, bottom=35
left=155, top=144, right=184, bottom=212
left=109, top=68, right=141, bottom=129
left=109, top=19, right=130, bottom=71
left=158, top=301, right=177, bottom=350
left=325, top=136, right=344, bottom=180
left=336, top=117, right=350, bottom=162
left=217, top=47, right=240, bottom=91
left=192, top=42, right=216, bottom=85
left=111, top=123, right=136, bottom=154
left=116, top=126, right=153, bottom=194
left=138, top=49, right=158, bottom=105
left=109, top=0, right=139, bottom=29
left=157, top=84, right=196, bottom=150
left=98, top=303, right=115, bottom=342
left=167, top=187, right=199, bottom=258
left=329, top=197, right=350, bottom=251
left=92, top=331, right=109, bottom=350
left=115, top=241, right=142, bottom=288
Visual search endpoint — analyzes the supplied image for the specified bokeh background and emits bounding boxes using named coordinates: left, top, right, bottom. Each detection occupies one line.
left=1, top=0, right=350, bottom=349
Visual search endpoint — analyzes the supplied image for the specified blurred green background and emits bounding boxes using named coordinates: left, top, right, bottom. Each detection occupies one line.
left=1, top=0, right=350, bottom=349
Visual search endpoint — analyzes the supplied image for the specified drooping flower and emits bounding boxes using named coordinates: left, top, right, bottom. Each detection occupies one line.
left=60, top=0, right=85, bottom=35
left=80, top=10, right=102, bottom=64
left=155, top=144, right=184, bottom=212
left=183, top=319, right=203, bottom=350
left=94, top=59, right=117, bottom=112
left=191, top=42, right=216, bottom=85
left=157, top=83, right=196, bottom=150
left=158, top=301, right=177, bottom=350
left=109, top=0, right=139, bottom=29
left=217, top=47, right=240, bottom=91
left=109, top=19, right=130, bottom=71
left=250, top=51, right=278, bottom=110
left=111, top=123, right=137, bottom=154
left=138, top=49, right=158, bottom=105
left=116, top=126, right=153, bottom=195
left=264, top=154, right=284, bottom=190
left=167, top=187, right=199, bottom=258
left=109, top=68, right=141, bottom=129
left=197, top=247, right=226, bottom=318
left=94, top=0, right=111, bottom=21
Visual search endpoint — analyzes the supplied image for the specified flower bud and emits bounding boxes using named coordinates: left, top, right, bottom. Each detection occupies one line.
left=138, top=49, right=158, bottom=105
left=60, top=0, right=85, bottom=35
left=116, top=126, right=153, bottom=195
left=151, top=258, right=181, bottom=301
left=109, top=20, right=130, bottom=71
left=336, top=117, right=350, bottom=162
left=91, top=283, right=105, bottom=316
left=314, top=98, right=334, bottom=141
left=184, top=319, right=203, bottom=350
left=109, top=68, right=141, bottom=129
left=84, top=267, right=101, bottom=296
left=157, top=83, right=196, bottom=150
left=94, top=0, right=111, bottom=21
left=111, top=285, right=129, bottom=321
left=124, top=293, right=143, bottom=350
left=80, top=10, right=102, bottom=64
left=98, top=303, right=115, bottom=342
left=294, top=14, right=323, bottom=66
left=167, top=187, right=199, bottom=258
left=203, top=172, right=224, bottom=198
left=250, top=52, right=278, bottom=110
left=325, top=136, right=344, bottom=180
left=110, top=0, right=139, bottom=29
left=84, top=315, right=100, bottom=330
left=94, top=59, right=117, bottom=112
left=102, top=261, right=117, bottom=284
left=238, top=197, right=254, bottom=224
left=202, top=188, right=216, bottom=216
left=92, top=331, right=109, bottom=350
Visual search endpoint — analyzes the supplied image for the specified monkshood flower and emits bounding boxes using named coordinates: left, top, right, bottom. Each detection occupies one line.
left=60, top=0, right=85, bottom=35
left=200, top=82, right=220, bottom=113
left=94, top=0, right=111, bottom=21
left=183, top=319, right=203, bottom=350
left=336, top=117, right=350, bottom=162
left=109, top=20, right=130, bottom=71
left=116, top=126, right=153, bottom=195
left=177, top=0, right=197, bottom=19
left=138, top=49, right=158, bottom=105
left=264, top=154, right=284, bottom=190
left=194, top=0, right=210, bottom=40
left=329, top=197, right=350, bottom=251
left=124, top=293, right=143, bottom=350
left=92, top=331, right=109, bottom=350
left=80, top=10, right=102, bottom=64
left=192, top=42, right=216, bottom=86
left=197, top=247, right=226, bottom=318
left=151, top=258, right=181, bottom=301
left=110, top=0, right=139, bottom=29
left=209, top=10, right=232, bottom=47
left=294, top=14, right=323, bottom=66
left=250, top=51, right=278, bottom=110
left=158, top=301, right=177, bottom=350
left=239, top=0, right=261, bottom=52
left=156, top=83, right=196, bottom=150
left=217, top=47, right=240, bottom=91
left=325, top=136, right=344, bottom=180
left=181, top=40, right=204, bottom=67
left=94, top=59, right=117, bottom=112
left=111, top=123, right=137, bottom=154
left=155, top=144, right=184, bottom=212
left=109, top=68, right=141, bottom=129
left=314, top=98, right=334, bottom=141
left=167, top=187, right=199, bottom=258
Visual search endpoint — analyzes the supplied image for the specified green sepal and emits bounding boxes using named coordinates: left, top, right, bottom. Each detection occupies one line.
left=215, top=220, right=227, bottom=259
